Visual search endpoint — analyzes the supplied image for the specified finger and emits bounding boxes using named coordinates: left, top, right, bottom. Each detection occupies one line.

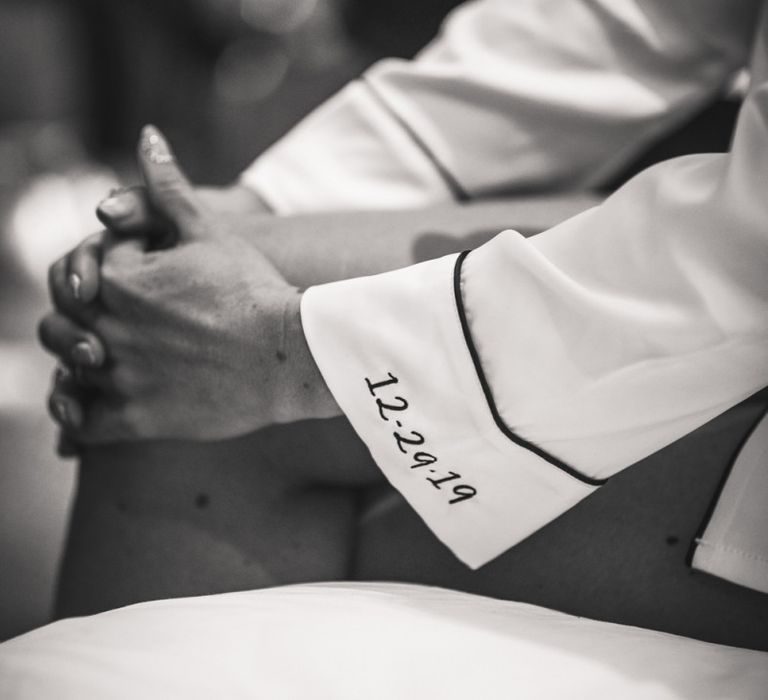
left=137, top=125, right=203, bottom=240
left=51, top=368, right=82, bottom=458
left=38, top=312, right=107, bottom=367
left=49, top=368, right=130, bottom=444
left=48, top=256, right=97, bottom=323
left=67, top=231, right=105, bottom=305
left=48, top=366, right=85, bottom=431
left=97, top=186, right=167, bottom=239
left=57, top=431, right=79, bottom=459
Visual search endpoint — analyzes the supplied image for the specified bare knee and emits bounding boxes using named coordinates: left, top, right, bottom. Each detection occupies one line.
left=56, top=423, right=365, bottom=617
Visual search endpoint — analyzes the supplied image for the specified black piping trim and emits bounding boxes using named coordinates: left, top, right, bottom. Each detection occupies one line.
left=685, top=400, right=768, bottom=569
left=361, top=77, right=470, bottom=203
left=453, top=250, right=607, bottom=487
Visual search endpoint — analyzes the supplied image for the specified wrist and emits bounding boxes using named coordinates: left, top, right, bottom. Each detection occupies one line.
left=276, top=291, right=341, bottom=423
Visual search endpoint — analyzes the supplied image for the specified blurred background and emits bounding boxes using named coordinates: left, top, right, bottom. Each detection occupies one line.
left=0, top=0, right=465, bottom=641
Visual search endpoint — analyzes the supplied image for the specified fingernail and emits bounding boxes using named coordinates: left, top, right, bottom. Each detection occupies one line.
left=71, top=341, right=97, bottom=367
left=98, top=195, right=132, bottom=219
left=52, top=397, right=82, bottom=429
left=52, top=397, right=71, bottom=426
left=55, top=364, right=72, bottom=382
left=69, top=273, right=82, bottom=300
left=141, top=125, right=174, bottom=164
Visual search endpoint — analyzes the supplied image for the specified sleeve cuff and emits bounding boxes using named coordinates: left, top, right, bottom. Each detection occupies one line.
left=690, top=407, right=768, bottom=594
left=240, top=81, right=452, bottom=214
left=300, top=252, right=599, bottom=569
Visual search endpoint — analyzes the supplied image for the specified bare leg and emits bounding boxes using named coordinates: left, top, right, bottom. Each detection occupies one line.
left=55, top=417, right=380, bottom=617
left=57, top=388, right=768, bottom=650
left=355, top=393, right=768, bottom=651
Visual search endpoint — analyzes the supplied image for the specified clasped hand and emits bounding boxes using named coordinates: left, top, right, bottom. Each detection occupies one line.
left=39, top=126, right=337, bottom=444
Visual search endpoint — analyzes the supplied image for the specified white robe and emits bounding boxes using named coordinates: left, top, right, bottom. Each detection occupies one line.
left=242, top=0, right=768, bottom=579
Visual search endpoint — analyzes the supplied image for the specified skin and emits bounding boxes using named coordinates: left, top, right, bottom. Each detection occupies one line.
left=41, top=126, right=341, bottom=444
left=40, top=127, right=599, bottom=447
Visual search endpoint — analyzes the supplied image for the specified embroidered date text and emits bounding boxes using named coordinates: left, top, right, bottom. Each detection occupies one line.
left=365, top=373, right=477, bottom=505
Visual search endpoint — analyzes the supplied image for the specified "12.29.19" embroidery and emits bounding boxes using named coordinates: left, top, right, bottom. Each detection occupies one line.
left=365, top=373, right=477, bottom=505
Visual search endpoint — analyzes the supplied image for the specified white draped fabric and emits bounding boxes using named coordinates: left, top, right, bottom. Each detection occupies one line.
left=1, top=583, right=766, bottom=699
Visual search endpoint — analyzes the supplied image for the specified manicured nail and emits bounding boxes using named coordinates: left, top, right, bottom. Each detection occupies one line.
left=71, top=341, right=97, bottom=367
left=54, top=398, right=83, bottom=429
left=141, top=125, right=174, bottom=164
left=52, top=397, right=71, bottom=426
left=98, top=195, right=132, bottom=219
left=69, top=273, right=82, bottom=300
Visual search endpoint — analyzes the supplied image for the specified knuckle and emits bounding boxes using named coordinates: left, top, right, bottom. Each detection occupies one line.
left=100, top=262, right=132, bottom=303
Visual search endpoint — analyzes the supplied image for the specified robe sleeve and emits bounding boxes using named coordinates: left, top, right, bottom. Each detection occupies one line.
left=299, top=6, right=768, bottom=567
left=241, top=0, right=755, bottom=212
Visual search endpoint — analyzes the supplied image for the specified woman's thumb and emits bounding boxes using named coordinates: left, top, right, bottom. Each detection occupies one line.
left=137, top=125, right=203, bottom=240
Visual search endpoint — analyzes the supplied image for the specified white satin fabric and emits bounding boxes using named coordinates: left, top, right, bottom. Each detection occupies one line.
left=692, top=410, right=768, bottom=593
left=1, top=583, right=766, bottom=699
